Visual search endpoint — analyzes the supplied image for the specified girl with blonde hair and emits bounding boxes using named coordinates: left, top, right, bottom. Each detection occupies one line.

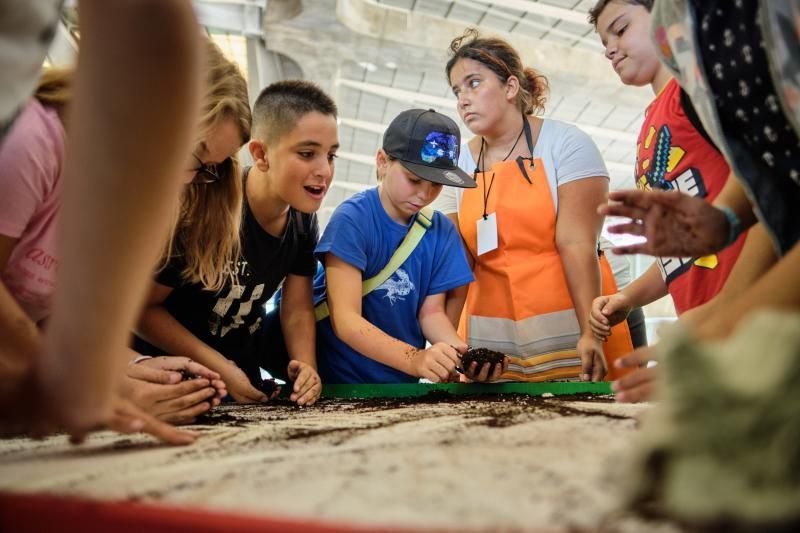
left=163, top=39, right=252, bottom=292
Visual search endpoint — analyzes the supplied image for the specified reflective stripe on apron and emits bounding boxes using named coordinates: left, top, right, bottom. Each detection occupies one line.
left=458, top=153, right=634, bottom=382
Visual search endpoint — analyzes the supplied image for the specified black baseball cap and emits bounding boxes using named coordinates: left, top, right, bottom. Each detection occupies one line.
left=382, top=109, right=477, bottom=188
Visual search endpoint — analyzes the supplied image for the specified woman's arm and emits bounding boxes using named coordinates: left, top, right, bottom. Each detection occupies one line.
left=325, top=254, right=460, bottom=382
left=279, top=273, right=321, bottom=405
left=556, top=177, right=609, bottom=381
left=136, top=281, right=268, bottom=403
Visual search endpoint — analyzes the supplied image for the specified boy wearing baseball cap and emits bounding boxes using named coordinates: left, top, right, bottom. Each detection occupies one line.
left=314, top=108, right=477, bottom=384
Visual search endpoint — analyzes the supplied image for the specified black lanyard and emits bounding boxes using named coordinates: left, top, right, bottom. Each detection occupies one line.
left=474, top=114, right=536, bottom=219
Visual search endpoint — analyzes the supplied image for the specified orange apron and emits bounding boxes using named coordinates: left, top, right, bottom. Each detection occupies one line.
left=458, top=154, right=633, bottom=382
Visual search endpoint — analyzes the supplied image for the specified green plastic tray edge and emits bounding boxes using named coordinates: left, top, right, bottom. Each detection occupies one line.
left=319, top=382, right=612, bottom=398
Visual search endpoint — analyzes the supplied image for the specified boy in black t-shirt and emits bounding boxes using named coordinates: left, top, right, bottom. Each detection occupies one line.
left=136, top=81, right=339, bottom=406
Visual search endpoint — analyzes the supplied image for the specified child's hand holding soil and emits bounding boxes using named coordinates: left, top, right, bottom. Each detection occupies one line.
left=461, top=347, right=509, bottom=382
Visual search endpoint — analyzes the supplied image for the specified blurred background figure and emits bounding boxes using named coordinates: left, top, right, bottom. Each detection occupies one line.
left=0, top=0, right=205, bottom=444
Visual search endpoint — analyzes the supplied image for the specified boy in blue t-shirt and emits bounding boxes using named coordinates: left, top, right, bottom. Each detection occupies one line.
left=315, top=109, right=477, bottom=384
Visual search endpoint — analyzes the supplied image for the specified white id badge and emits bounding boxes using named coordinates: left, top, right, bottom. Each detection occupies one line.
left=476, top=213, right=498, bottom=255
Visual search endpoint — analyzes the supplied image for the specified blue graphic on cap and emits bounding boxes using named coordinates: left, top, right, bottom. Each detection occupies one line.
left=420, top=131, right=458, bottom=165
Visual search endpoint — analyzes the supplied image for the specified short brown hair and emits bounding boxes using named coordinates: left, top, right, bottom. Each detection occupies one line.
left=252, top=80, right=337, bottom=144
left=445, top=28, right=549, bottom=116
left=588, top=0, right=654, bottom=28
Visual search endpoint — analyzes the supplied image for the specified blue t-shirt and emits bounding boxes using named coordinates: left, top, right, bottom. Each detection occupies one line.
left=314, top=187, right=474, bottom=384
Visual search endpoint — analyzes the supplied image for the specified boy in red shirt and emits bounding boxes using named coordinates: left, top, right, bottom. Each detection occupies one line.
left=587, top=0, right=747, bottom=345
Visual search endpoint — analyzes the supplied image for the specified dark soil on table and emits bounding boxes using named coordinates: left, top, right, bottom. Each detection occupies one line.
left=193, top=391, right=625, bottom=429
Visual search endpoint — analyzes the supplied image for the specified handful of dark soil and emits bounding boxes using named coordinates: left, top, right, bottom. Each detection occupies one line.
left=178, top=369, right=201, bottom=381
left=256, top=377, right=281, bottom=396
left=460, top=347, right=506, bottom=376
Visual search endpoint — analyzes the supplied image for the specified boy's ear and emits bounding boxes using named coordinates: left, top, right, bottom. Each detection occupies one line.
left=505, top=75, right=521, bottom=102
left=375, top=149, right=389, bottom=179
left=248, top=140, right=269, bottom=172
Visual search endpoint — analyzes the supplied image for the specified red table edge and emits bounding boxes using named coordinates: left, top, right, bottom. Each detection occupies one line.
left=0, top=491, right=430, bottom=533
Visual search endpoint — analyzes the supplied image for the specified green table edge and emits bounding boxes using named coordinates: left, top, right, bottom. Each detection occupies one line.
left=318, top=382, right=612, bottom=399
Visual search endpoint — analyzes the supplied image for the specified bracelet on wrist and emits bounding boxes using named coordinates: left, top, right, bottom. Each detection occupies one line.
left=717, top=206, right=742, bottom=248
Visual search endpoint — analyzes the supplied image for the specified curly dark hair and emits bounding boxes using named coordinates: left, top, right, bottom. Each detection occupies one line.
left=445, top=28, right=549, bottom=116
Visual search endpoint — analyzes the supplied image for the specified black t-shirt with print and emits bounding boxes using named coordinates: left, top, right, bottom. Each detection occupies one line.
left=134, top=170, right=318, bottom=370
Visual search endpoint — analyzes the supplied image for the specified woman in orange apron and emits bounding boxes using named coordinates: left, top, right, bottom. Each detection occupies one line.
left=439, top=29, right=633, bottom=382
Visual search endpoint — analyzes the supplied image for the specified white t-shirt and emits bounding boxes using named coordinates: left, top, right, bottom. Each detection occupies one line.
left=598, top=237, right=632, bottom=289
left=433, top=118, right=609, bottom=215
left=433, top=118, right=633, bottom=289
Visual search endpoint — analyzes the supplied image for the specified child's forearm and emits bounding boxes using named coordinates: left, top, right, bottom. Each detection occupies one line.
left=280, top=304, right=317, bottom=369
left=420, top=311, right=465, bottom=347
left=703, top=223, right=776, bottom=311
left=680, top=224, right=775, bottom=326
left=712, top=173, right=758, bottom=230
left=330, top=310, right=419, bottom=377
left=620, top=263, right=669, bottom=308
left=444, top=285, right=468, bottom=328
left=135, top=306, right=228, bottom=373
left=693, top=242, right=800, bottom=340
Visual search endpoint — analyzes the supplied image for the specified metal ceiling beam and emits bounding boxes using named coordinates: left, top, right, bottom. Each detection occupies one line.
left=579, top=124, right=637, bottom=144
left=338, top=117, right=386, bottom=135
left=330, top=179, right=372, bottom=192
left=337, top=78, right=639, bottom=143
left=337, top=78, right=455, bottom=109
left=46, top=19, right=78, bottom=67
left=193, top=0, right=265, bottom=37
left=449, top=0, right=601, bottom=51
left=473, top=0, right=590, bottom=25
left=337, top=150, right=376, bottom=166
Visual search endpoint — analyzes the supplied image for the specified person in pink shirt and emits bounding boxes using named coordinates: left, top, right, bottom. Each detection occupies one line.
left=0, top=85, right=62, bottom=325
left=0, top=65, right=228, bottom=440
left=0, top=0, right=210, bottom=445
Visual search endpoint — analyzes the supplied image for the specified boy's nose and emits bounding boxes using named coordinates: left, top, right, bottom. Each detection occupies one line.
left=604, top=45, right=616, bottom=61
left=420, top=182, right=438, bottom=201
left=317, top=160, right=333, bottom=179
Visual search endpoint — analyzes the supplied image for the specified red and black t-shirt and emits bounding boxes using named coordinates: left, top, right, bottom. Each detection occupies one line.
left=636, top=78, right=746, bottom=314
